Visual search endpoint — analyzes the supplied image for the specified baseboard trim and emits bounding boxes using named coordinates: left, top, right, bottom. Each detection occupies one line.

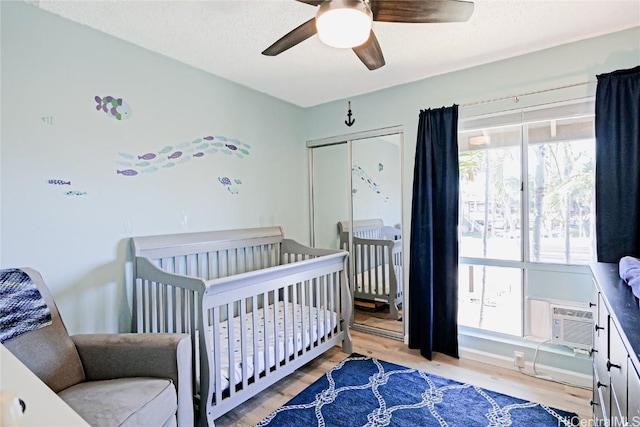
left=459, top=346, right=592, bottom=389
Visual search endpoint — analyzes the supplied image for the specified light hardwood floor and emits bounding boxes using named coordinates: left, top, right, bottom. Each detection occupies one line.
left=214, top=330, right=592, bottom=426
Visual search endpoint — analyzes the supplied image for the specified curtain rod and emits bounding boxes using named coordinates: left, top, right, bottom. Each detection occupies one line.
left=460, top=80, right=597, bottom=108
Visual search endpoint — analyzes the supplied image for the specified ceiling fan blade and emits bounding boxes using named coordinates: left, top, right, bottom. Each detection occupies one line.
left=262, top=18, right=318, bottom=56
left=295, top=0, right=325, bottom=5
left=353, top=30, right=385, bottom=70
left=370, top=0, right=474, bottom=23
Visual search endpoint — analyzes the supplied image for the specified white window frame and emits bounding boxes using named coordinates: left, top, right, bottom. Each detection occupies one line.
left=458, top=97, right=596, bottom=337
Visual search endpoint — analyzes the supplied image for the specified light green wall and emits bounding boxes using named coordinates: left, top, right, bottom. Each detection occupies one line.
left=1, top=1, right=308, bottom=334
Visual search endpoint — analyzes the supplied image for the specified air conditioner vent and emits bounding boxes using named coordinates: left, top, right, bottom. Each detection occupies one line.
left=551, top=304, right=593, bottom=350
left=552, top=306, right=593, bottom=320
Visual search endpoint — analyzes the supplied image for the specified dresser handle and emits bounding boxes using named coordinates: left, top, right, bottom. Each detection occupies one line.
left=590, top=399, right=599, bottom=407
left=595, top=324, right=604, bottom=331
left=590, top=348, right=598, bottom=354
left=596, top=381, right=607, bottom=389
left=606, top=360, right=621, bottom=371
left=589, top=302, right=596, bottom=308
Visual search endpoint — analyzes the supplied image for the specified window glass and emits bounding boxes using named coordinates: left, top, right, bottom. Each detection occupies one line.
left=458, top=264, right=522, bottom=336
left=459, top=125, right=522, bottom=261
left=527, top=116, right=595, bottom=264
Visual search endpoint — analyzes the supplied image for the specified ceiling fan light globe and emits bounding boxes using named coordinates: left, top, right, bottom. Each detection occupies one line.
left=316, top=1, right=373, bottom=49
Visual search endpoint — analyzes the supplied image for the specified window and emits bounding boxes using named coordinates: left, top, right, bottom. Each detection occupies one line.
left=458, top=99, right=595, bottom=336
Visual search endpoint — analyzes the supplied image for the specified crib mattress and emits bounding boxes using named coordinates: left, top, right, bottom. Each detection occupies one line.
left=211, top=301, right=337, bottom=392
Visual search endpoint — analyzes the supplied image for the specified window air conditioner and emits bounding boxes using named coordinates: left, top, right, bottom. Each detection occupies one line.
left=550, top=304, right=593, bottom=351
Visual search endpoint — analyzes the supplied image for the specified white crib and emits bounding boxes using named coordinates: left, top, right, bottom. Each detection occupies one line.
left=338, top=219, right=403, bottom=320
left=130, top=227, right=352, bottom=426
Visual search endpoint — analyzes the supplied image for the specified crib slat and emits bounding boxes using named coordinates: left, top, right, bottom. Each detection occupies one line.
left=315, top=276, right=321, bottom=346
left=300, top=281, right=306, bottom=355
left=282, top=285, right=290, bottom=366
left=272, top=290, right=280, bottom=370
left=226, top=302, right=235, bottom=398
left=262, top=292, right=271, bottom=379
left=251, top=295, right=259, bottom=386
left=293, top=283, right=300, bottom=356
left=211, top=306, right=222, bottom=407
left=239, top=298, right=248, bottom=391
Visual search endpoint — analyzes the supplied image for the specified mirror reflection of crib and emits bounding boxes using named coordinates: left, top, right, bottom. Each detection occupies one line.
left=339, top=219, right=403, bottom=320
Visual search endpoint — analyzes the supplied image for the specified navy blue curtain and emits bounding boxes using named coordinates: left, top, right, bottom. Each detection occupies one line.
left=595, top=66, right=640, bottom=262
left=409, top=105, right=459, bottom=360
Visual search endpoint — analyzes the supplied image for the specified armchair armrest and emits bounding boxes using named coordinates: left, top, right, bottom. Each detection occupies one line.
left=71, top=333, right=193, bottom=427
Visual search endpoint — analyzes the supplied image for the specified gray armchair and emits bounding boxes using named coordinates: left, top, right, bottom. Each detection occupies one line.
left=2, top=268, right=193, bottom=427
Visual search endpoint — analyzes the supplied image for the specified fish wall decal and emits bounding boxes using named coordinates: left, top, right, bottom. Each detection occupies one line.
left=95, top=96, right=132, bottom=121
left=47, top=179, right=71, bottom=185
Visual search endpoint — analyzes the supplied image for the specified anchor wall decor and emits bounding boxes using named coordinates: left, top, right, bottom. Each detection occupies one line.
left=345, top=101, right=355, bottom=127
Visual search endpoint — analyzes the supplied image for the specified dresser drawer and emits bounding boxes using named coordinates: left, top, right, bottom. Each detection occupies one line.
left=592, top=362, right=607, bottom=423
left=629, top=363, right=640, bottom=423
left=609, top=321, right=628, bottom=418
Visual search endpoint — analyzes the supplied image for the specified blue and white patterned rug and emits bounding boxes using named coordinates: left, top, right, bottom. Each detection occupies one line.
left=257, top=354, right=580, bottom=426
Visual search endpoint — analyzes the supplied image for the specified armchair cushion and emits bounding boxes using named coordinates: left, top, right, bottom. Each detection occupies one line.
left=71, top=333, right=193, bottom=427
left=58, top=377, right=176, bottom=427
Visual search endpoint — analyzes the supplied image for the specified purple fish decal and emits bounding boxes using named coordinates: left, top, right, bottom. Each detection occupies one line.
left=193, top=152, right=205, bottom=158
left=225, top=144, right=238, bottom=151
left=203, top=136, right=214, bottom=141
left=117, top=169, right=138, bottom=177
left=138, top=153, right=156, bottom=160
left=95, top=95, right=132, bottom=121
left=47, top=179, right=71, bottom=185
left=168, top=151, right=183, bottom=160
left=219, top=177, right=232, bottom=186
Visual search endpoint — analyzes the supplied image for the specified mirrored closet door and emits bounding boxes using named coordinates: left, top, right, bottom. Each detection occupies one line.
left=308, top=127, right=404, bottom=340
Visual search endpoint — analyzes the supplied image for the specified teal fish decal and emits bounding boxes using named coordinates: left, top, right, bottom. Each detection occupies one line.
left=118, top=152, right=135, bottom=160
left=95, top=96, right=132, bottom=120
left=141, top=166, right=159, bottom=174
left=158, top=146, right=173, bottom=154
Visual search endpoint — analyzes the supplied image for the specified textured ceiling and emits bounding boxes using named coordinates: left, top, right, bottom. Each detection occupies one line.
left=31, top=0, right=640, bottom=107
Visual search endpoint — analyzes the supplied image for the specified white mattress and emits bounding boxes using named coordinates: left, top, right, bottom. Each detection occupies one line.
left=208, top=301, right=337, bottom=392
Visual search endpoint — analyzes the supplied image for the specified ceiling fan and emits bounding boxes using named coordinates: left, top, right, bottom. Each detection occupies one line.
left=262, top=0, right=475, bottom=71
